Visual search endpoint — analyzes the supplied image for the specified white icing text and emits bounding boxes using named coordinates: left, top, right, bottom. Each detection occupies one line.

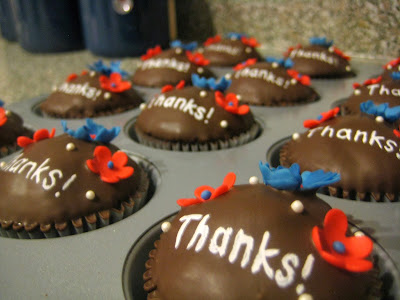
left=234, top=67, right=292, bottom=89
left=289, top=49, right=338, bottom=66
left=366, top=84, right=400, bottom=97
left=141, top=58, right=191, bottom=73
left=206, top=44, right=241, bottom=56
left=57, top=82, right=103, bottom=101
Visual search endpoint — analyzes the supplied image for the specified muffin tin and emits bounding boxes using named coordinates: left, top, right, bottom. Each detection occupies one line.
left=1, top=58, right=400, bottom=299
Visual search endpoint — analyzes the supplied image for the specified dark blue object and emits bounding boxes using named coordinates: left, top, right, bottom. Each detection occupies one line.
left=13, top=0, right=84, bottom=52
left=0, top=0, right=17, bottom=41
left=79, top=0, right=170, bottom=57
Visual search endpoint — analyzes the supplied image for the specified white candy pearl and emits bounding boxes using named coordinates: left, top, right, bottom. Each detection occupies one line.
left=354, top=89, right=361, bottom=95
left=354, top=231, right=365, bottom=237
left=66, top=143, right=76, bottom=151
left=291, top=78, right=297, bottom=85
left=161, top=221, right=171, bottom=232
left=249, top=176, right=259, bottom=185
left=375, top=116, right=384, bottom=123
left=0, top=161, right=6, bottom=168
left=224, top=73, right=232, bottom=79
left=220, top=120, right=228, bottom=128
left=90, top=71, right=96, bottom=77
left=200, top=91, right=207, bottom=98
left=346, top=65, right=351, bottom=72
left=104, top=92, right=111, bottom=100
left=292, top=133, right=300, bottom=140
left=291, top=200, right=304, bottom=214
left=52, top=85, right=57, bottom=92
left=139, top=103, right=147, bottom=110
left=272, top=62, right=279, bottom=68
left=245, top=47, right=252, bottom=53
left=197, top=67, right=204, bottom=74
left=299, top=293, right=313, bottom=300
left=175, top=48, right=182, bottom=54
left=236, top=94, right=242, bottom=100
left=86, top=190, right=96, bottom=200
left=328, top=46, right=334, bottom=53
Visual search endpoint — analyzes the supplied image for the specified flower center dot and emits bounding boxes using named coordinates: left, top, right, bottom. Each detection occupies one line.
left=111, top=83, right=117, bottom=88
left=107, top=161, right=114, bottom=169
left=228, top=102, right=234, bottom=106
left=332, top=241, right=346, bottom=254
left=201, top=190, right=212, bottom=200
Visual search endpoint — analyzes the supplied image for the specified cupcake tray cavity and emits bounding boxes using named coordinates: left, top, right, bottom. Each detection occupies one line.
left=1, top=59, right=399, bottom=299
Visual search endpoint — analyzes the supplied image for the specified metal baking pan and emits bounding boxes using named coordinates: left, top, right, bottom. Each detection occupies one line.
left=0, top=58, right=399, bottom=299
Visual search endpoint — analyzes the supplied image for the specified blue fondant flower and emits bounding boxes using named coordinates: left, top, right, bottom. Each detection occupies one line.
left=226, top=32, right=247, bottom=40
left=191, top=74, right=231, bottom=91
left=88, top=60, right=129, bottom=77
left=170, top=40, right=198, bottom=51
left=265, top=57, right=294, bottom=69
left=259, top=162, right=340, bottom=191
left=62, top=119, right=120, bottom=143
left=391, top=72, right=400, bottom=80
left=309, top=37, right=333, bottom=48
left=0, top=100, right=4, bottom=107
left=360, top=100, right=400, bottom=122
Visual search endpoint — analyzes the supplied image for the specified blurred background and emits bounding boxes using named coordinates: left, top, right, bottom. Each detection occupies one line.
left=0, top=0, right=399, bottom=103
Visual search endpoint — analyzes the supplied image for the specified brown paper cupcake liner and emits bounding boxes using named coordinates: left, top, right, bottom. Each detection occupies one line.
left=135, top=122, right=260, bottom=152
left=0, top=170, right=149, bottom=239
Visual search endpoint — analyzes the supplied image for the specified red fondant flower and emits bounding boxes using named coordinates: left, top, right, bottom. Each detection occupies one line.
left=81, top=70, right=88, bottom=76
left=161, top=80, right=185, bottom=93
left=186, top=51, right=210, bottom=66
left=383, top=57, right=400, bottom=70
left=331, top=46, right=350, bottom=61
left=66, top=73, right=78, bottom=82
left=233, top=58, right=258, bottom=71
left=86, top=146, right=134, bottom=183
left=312, top=208, right=373, bottom=272
left=215, top=91, right=250, bottom=115
left=303, top=107, right=340, bottom=129
left=284, top=44, right=302, bottom=56
left=17, top=128, right=56, bottom=148
left=141, top=45, right=162, bottom=60
left=393, top=126, right=400, bottom=138
left=99, top=72, right=131, bottom=93
left=287, top=69, right=311, bottom=86
left=241, top=36, right=260, bottom=48
left=353, top=76, right=383, bottom=89
left=0, top=107, right=7, bottom=127
left=204, top=35, right=221, bottom=46
left=177, top=172, right=236, bottom=207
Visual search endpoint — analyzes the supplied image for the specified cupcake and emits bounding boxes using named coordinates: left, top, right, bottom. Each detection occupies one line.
left=131, top=41, right=215, bottom=87
left=381, top=57, right=400, bottom=81
left=285, top=37, right=355, bottom=78
left=0, top=119, right=149, bottom=238
left=144, top=164, right=380, bottom=299
left=342, top=73, right=400, bottom=115
left=225, top=57, right=320, bottom=106
left=0, top=100, right=32, bottom=158
left=133, top=74, right=259, bottom=151
left=280, top=104, right=400, bottom=201
left=40, top=61, right=143, bottom=118
left=199, top=32, right=263, bottom=67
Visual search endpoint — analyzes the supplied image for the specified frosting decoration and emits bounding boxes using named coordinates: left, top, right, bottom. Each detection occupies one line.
left=140, top=45, right=162, bottom=60
left=233, top=58, right=258, bottom=71
left=17, top=128, right=55, bottom=148
left=309, top=37, right=333, bottom=48
left=170, top=40, right=198, bottom=51
left=62, top=119, right=120, bottom=143
left=215, top=91, right=250, bottom=115
left=99, top=72, right=131, bottom=93
left=203, top=34, right=222, bottom=46
left=359, top=100, right=400, bottom=122
left=303, top=107, right=340, bottom=129
left=185, top=51, right=210, bottom=66
left=192, top=74, right=231, bottom=91
left=287, top=70, right=311, bottom=86
left=161, top=80, right=186, bottom=93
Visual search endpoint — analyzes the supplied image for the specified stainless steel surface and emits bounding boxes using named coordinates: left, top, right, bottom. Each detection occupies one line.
left=0, top=58, right=399, bottom=299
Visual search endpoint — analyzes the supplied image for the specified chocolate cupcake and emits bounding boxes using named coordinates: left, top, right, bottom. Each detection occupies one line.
left=144, top=165, right=380, bottom=299
left=134, top=75, right=259, bottom=151
left=199, top=32, right=263, bottom=67
left=280, top=104, right=400, bottom=201
left=0, top=119, right=149, bottom=239
left=285, top=37, right=355, bottom=78
left=342, top=73, right=400, bottom=115
left=0, top=100, right=32, bottom=158
left=131, top=41, right=215, bottom=87
left=40, top=61, right=143, bottom=118
left=225, top=57, right=319, bottom=106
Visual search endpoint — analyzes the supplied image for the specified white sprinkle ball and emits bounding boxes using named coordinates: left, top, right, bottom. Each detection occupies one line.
left=291, top=200, right=304, bottom=214
left=197, top=67, right=204, bottom=74
left=299, top=293, right=313, bottom=300
left=220, top=120, right=228, bottom=128
left=175, top=48, right=182, bottom=54
left=5, top=110, right=11, bottom=116
left=0, top=161, right=6, bottom=168
left=272, top=62, right=279, bottom=68
left=387, top=65, right=392, bottom=70
left=231, top=36, right=238, bottom=41
left=86, top=190, right=96, bottom=200
left=104, top=92, right=111, bottom=100
left=375, top=116, right=384, bottom=123
left=224, top=73, right=232, bottom=79
left=52, top=85, right=57, bottom=92
left=245, top=47, right=252, bottom=53
left=328, top=46, right=334, bottom=53
left=249, top=176, right=259, bottom=185
left=197, top=48, right=204, bottom=53
left=161, top=221, right=171, bottom=232
left=139, top=103, right=147, bottom=110
left=55, top=192, right=60, bottom=198
left=292, top=132, right=300, bottom=140
left=90, top=71, right=96, bottom=77
left=354, top=231, right=365, bottom=237
left=66, top=143, right=76, bottom=151
left=354, top=89, right=361, bottom=95
left=236, top=94, right=242, bottom=101
left=346, top=65, right=352, bottom=72
left=200, top=90, right=207, bottom=98
left=291, top=78, right=297, bottom=85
